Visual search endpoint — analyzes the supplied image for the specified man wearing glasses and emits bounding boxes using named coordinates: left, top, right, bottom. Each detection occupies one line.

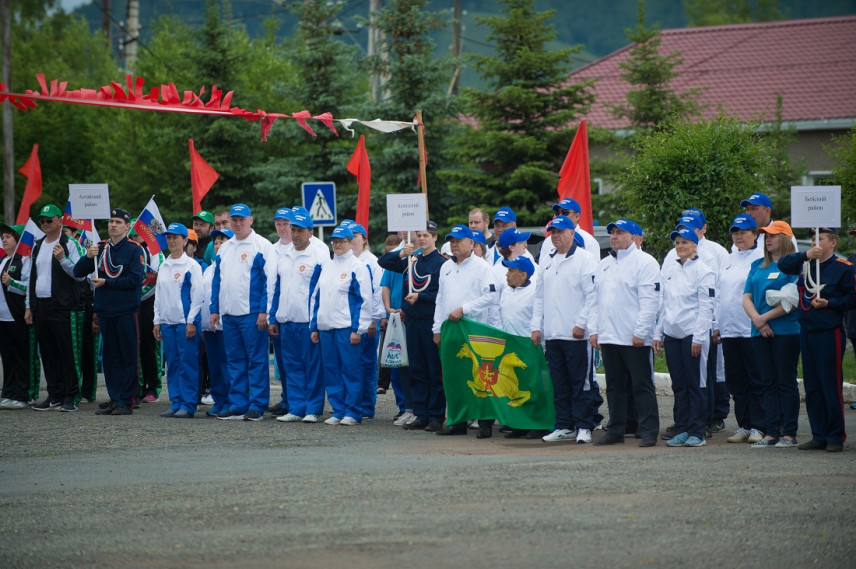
left=26, top=204, right=88, bottom=412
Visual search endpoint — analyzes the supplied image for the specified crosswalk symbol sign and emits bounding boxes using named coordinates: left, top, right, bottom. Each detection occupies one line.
left=301, top=182, right=337, bottom=226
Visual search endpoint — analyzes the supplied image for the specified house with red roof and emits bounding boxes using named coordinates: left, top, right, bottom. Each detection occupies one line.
left=572, top=15, right=856, bottom=187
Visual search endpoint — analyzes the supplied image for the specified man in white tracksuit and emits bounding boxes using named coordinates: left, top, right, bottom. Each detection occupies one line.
left=538, top=197, right=600, bottom=261
left=210, top=204, right=276, bottom=422
left=309, top=224, right=372, bottom=426
left=433, top=224, right=498, bottom=436
left=531, top=215, right=599, bottom=444
left=589, top=218, right=661, bottom=447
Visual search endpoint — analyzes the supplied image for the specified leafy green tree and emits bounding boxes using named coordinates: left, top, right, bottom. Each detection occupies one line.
left=608, top=1, right=703, bottom=133
left=358, top=0, right=459, bottom=238
left=10, top=11, right=118, bottom=213
left=683, top=0, right=786, bottom=26
left=826, top=127, right=856, bottom=231
left=439, top=0, right=594, bottom=227
left=616, top=112, right=778, bottom=258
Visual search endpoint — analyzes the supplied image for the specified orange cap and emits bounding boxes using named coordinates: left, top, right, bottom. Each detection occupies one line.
left=758, top=220, right=793, bottom=238
left=187, top=229, right=199, bottom=242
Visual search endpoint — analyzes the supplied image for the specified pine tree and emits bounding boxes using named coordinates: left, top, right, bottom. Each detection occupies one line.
left=439, top=0, right=594, bottom=226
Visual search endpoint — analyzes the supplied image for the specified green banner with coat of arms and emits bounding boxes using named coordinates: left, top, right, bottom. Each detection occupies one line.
left=440, top=318, right=555, bottom=430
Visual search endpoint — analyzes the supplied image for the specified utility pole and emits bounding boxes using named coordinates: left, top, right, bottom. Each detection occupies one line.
left=367, top=0, right=387, bottom=103
left=102, top=0, right=112, bottom=52
left=124, top=0, right=139, bottom=73
left=448, top=0, right=462, bottom=96
left=1, top=0, right=12, bottom=221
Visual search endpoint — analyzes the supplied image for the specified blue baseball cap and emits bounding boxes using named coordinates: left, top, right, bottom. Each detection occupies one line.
left=211, top=228, right=235, bottom=240
left=445, top=224, right=474, bottom=241
left=682, top=208, right=706, bottom=225
left=497, top=229, right=531, bottom=248
left=740, top=193, right=772, bottom=208
left=230, top=203, right=251, bottom=218
left=165, top=222, right=188, bottom=237
left=290, top=207, right=314, bottom=229
left=502, top=256, right=535, bottom=277
left=330, top=225, right=354, bottom=240
left=552, top=198, right=581, bottom=213
left=606, top=218, right=642, bottom=236
left=547, top=215, right=576, bottom=232
left=348, top=223, right=367, bottom=237
left=471, top=230, right=487, bottom=246
left=493, top=207, right=516, bottom=224
left=670, top=227, right=699, bottom=244
left=339, top=219, right=354, bottom=227
left=274, top=207, right=293, bottom=221
left=729, top=214, right=757, bottom=232
left=676, top=215, right=704, bottom=231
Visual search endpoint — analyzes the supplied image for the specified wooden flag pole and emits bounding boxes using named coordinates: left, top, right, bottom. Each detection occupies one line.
left=416, top=110, right=429, bottom=219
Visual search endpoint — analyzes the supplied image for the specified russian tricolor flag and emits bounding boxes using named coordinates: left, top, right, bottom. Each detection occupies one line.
left=62, top=200, right=92, bottom=232
left=14, top=219, right=44, bottom=258
left=133, top=197, right=168, bottom=254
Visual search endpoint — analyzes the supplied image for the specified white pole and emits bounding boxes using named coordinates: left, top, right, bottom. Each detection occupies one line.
left=407, top=230, right=413, bottom=295
left=814, top=226, right=820, bottom=298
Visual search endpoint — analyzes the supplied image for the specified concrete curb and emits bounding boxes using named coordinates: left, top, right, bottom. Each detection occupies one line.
left=595, top=373, right=856, bottom=403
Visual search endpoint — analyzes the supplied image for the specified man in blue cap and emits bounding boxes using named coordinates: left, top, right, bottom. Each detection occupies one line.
left=74, top=207, right=145, bottom=415
left=489, top=207, right=518, bottom=265
left=210, top=204, right=277, bottom=422
left=267, top=207, right=295, bottom=417
left=740, top=193, right=798, bottom=251
left=378, top=220, right=447, bottom=432
left=28, top=204, right=88, bottom=412
left=433, top=224, right=498, bottom=436
left=539, top=197, right=600, bottom=261
left=590, top=219, right=661, bottom=447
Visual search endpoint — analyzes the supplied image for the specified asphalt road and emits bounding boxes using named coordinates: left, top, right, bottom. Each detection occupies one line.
left=1, top=384, right=853, bottom=569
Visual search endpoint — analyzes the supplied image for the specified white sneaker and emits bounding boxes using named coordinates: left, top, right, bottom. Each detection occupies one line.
left=393, top=411, right=415, bottom=426
left=276, top=413, right=303, bottom=423
left=339, top=416, right=359, bottom=426
left=469, top=420, right=480, bottom=430
left=576, top=428, right=592, bottom=443
left=200, top=394, right=214, bottom=406
left=324, top=416, right=340, bottom=425
left=0, top=398, right=9, bottom=407
left=727, top=428, right=750, bottom=443
left=302, top=414, right=320, bottom=423
left=748, top=429, right=764, bottom=443
left=542, top=428, right=576, bottom=442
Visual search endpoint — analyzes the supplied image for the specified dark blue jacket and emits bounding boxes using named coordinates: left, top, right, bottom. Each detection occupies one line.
left=73, top=238, right=145, bottom=314
left=378, top=248, right=445, bottom=321
left=779, top=251, right=856, bottom=332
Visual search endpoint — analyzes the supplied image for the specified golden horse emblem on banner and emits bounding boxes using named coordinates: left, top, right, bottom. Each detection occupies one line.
left=457, top=335, right=530, bottom=406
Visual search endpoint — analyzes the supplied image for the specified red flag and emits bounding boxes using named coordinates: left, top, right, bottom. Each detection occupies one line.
left=556, top=120, right=592, bottom=233
left=16, top=145, right=42, bottom=225
left=347, top=135, right=371, bottom=228
left=189, top=138, right=219, bottom=214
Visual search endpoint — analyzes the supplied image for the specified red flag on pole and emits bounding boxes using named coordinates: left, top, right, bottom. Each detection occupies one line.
left=347, top=135, right=371, bottom=228
left=556, top=120, right=592, bottom=233
left=16, top=144, right=42, bottom=225
left=189, top=139, right=219, bottom=214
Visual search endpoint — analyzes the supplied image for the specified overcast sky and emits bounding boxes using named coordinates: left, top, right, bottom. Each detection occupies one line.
left=61, top=0, right=90, bottom=12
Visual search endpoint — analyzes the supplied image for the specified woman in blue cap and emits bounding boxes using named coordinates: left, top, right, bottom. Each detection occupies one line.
left=653, top=228, right=716, bottom=448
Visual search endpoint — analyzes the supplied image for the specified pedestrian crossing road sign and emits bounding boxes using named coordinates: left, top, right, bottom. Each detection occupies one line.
left=302, top=182, right=337, bottom=226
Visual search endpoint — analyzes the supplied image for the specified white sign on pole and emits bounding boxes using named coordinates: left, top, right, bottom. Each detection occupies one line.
left=386, top=193, right=428, bottom=232
left=790, top=186, right=841, bottom=228
left=68, top=184, right=111, bottom=219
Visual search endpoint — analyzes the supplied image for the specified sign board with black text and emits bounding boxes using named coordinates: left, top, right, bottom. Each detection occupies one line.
left=790, top=186, right=841, bottom=228
left=386, top=193, right=428, bottom=232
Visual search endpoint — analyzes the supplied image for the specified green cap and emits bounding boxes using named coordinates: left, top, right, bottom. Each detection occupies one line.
left=129, top=218, right=138, bottom=237
left=0, top=222, right=22, bottom=238
left=193, top=210, right=215, bottom=225
left=37, top=204, right=63, bottom=219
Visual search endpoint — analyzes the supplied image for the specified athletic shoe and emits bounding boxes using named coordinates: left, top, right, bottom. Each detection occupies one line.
left=109, top=405, right=132, bottom=416
left=5, top=400, right=28, bottom=410
left=751, top=437, right=778, bottom=447
left=217, top=410, right=245, bottom=421
left=0, top=398, right=9, bottom=408
left=576, top=428, right=592, bottom=444
left=96, top=402, right=117, bottom=415
left=324, top=416, right=340, bottom=425
left=709, top=421, right=726, bottom=433
left=206, top=405, right=223, bottom=417
left=302, top=414, right=320, bottom=423
left=59, top=400, right=78, bottom=412
left=850, top=402, right=856, bottom=410
left=436, top=423, right=468, bottom=436
left=174, top=410, right=194, bottom=418
left=98, top=400, right=113, bottom=409
left=339, top=416, right=359, bottom=426
left=826, top=442, right=843, bottom=452
left=277, top=413, right=303, bottom=423
left=200, top=393, right=214, bottom=406
left=684, top=436, right=706, bottom=447
left=468, top=420, right=480, bottom=430
left=243, top=410, right=264, bottom=422
left=403, top=419, right=429, bottom=430
left=798, top=439, right=827, bottom=451
left=393, top=411, right=415, bottom=426
left=727, top=428, right=749, bottom=443
left=142, top=393, right=158, bottom=403
left=747, top=429, right=765, bottom=443
left=32, top=397, right=61, bottom=411
left=161, top=409, right=177, bottom=418
left=666, top=432, right=690, bottom=447
left=774, top=438, right=798, bottom=448
left=542, top=428, right=576, bottom=443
